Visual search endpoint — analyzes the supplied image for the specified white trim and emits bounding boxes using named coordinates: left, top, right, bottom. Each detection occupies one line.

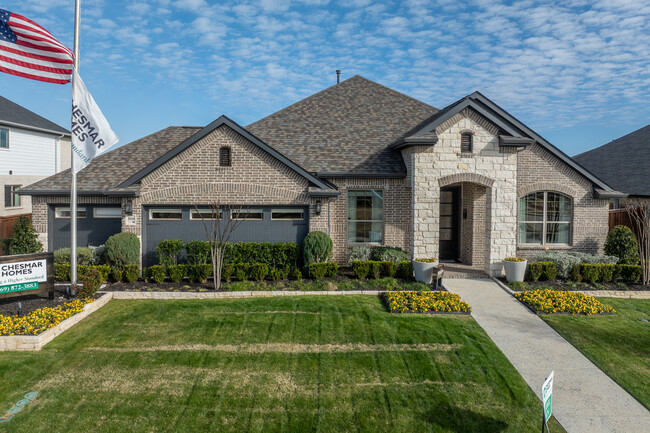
left=347, top=189, right=384, bottom=244
left=518, top=191, right=572, bottom=245
left=93, top=207, right=122, bottom=219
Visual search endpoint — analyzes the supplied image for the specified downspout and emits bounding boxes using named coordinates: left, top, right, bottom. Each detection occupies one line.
left=54, top=134, right=65, bottom=173
left=327, top=200, right=331, bottom=236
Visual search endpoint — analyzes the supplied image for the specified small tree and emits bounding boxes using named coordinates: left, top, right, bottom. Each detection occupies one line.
left=605, top=225, right=640, bottom=265
left=626, top=201, right=650, bottom=285
left=196, top=202, right=244, bottom=290
left=303, top=231, right=333, bottom=266
left=3, top=216, right=42, bottom=255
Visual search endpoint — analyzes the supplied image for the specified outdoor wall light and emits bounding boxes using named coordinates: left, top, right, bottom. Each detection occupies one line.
left=463, top=209, right=468, bottom=219
left=125, top=200, right=133, bottom=215
left=315, top=200, right=322, bottom=216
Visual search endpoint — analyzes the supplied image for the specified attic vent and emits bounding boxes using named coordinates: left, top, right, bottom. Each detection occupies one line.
left=219, top=146, right=231, bottom=166
left=461, top=133, right=473, bottom=153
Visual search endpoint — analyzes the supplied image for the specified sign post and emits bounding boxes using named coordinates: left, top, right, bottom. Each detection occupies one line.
left=0, top=252, right=54, bottom=300
left=542, top=370, right=554, bottom=432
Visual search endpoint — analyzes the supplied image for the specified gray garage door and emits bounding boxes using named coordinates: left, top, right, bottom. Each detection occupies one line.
left=143, top=205, right=309, bottom=266
left=49, top=205, right=122, bottom=251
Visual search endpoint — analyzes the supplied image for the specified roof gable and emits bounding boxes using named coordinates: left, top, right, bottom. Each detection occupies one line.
left=0, top=95, right=69, bottom=136
left=117, top=116, right=334, bottom=191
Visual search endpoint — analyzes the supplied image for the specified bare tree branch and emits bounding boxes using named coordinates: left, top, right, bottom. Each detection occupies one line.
left=626, top=201, right=650, bottom=285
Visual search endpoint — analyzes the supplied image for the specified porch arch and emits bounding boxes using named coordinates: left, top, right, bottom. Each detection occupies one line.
left=438, top=173, right=495, bottom=188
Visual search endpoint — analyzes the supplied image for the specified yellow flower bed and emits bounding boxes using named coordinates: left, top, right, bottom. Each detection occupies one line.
left=386, top=291, right=471, bottom=314
left=414, top=258, right=437, bottom=263
left=514, top=289, right=615, bottom=315
left=0, top=299, right=93, bottom=336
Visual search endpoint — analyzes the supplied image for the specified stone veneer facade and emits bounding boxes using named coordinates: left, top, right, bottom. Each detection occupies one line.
left=29, top=110, right=610, bottom=273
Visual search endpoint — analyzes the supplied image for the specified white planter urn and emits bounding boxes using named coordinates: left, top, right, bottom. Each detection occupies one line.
left=413, top=260, right=437, bottom=284
left=504, top=259, right=527, bottom=282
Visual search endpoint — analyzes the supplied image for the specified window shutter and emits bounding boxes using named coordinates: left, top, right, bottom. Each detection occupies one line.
left=461, top=133, right=472, bottom=153
left=219, top=147, right=231, bottom=166
left=4, top=186, right=11, bottom=208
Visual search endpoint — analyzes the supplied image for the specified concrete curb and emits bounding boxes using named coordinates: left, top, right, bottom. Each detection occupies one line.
left=490, top=277, right=516, bottom=295
left=0, top=292, right=114, bottom=351
left=570, top=290, right=650, bottom=299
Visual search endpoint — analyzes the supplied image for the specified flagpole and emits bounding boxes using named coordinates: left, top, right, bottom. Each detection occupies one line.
left=70, top=0, right=81, bottom=289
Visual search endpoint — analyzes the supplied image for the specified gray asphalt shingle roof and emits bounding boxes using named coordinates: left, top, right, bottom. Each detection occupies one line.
left=246, top=75, right=439, bottom=176
left=0, top=95, right=69, bottom=135
left=573, top=125, right=650, bottom=197
left=21, top=126, right=201, bottom=194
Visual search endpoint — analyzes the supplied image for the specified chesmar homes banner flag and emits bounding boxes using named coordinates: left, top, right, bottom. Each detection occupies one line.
left=71, top=70, right=119, bottom=173
left=0, top=8, right=74, bottom=84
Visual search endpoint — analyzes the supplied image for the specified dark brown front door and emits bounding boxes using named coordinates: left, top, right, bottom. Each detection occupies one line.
left=439, top=186, right=460, bottom=260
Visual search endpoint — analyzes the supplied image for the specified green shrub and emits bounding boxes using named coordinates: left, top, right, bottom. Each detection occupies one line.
left=303, top=231, right=333, bottom=265
left=53, top=247, right=95, bottom=266
left=571, top=265, right=582, bottom=282
left=249, top=263, right=269, bottom=281
left=105, top=232, right=140, bottom=268
left=599, top=264, right=615, bottom=283
left=538, top=261, right=557, bottom=281
left=533, top=251, right=618, bottom=279
left=291, top=267, right=302, bottom=280
left=526, top=262, right=543, bottom=282
left=617, top=264, right=642, bottom=284
left=156, top=239, right=184, bottom=267
left=235, top=263, right=249, bottom=282
left=111, top=267, right=123, bottom=282
left=352, top=261, right=370, bottom=279
left=95, top=264, right=111, bottom=282
left=398, top=261, right=413, bottom=280
left=90, top=245, right=106, bottom=265
left=148, top=265, right=165, bottom=284
left=325, top=262, right=338, bottom=277
left=370, top=246, right=409, bottom=263
left=221, top=242, right=299, bottom=268
left=53, top=248, right=70, bottom=265
left=382, top=261, right=398, bottom=278
left=124, top=264, right=140, bottom=283
left=270, top=267, right=283, bottom=281
left=309, top=263, right=328, bottom=280
left=605, top=225, right=640, bottom=265
left=185, top=240, right=211, bottom=265
left=2, top=216, right=42, bottom=255
left=222, top=264, right=235, bottom=282
left=167, top=264, right=187, bottom=282
left=189, top=264, right=211, bottom=284
left=78, top=267, right=103, bottom=299
left=369, top=261, right=382, bottom=279
left=54, top=263, right=71, bottom=281
left=580, top=264, right=601, bottom=284
left=347, top=245, right=371, bottom=264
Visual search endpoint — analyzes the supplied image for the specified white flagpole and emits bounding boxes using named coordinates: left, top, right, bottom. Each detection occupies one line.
left=70, top=0, right=81, bottom=288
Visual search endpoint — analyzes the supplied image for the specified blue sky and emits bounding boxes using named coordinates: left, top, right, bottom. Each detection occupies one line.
left=2, top=0, right=649, bottom=156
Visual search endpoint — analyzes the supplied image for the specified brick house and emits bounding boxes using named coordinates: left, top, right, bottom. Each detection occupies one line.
left=19, top=76, right=623, bottom=275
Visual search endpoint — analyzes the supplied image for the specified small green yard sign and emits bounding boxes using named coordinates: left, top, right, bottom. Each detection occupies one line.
left=542, top=370, right=554, bottom=431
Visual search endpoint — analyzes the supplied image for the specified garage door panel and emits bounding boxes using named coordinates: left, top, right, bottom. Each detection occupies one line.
left=50, top=205, right=122, bottom=251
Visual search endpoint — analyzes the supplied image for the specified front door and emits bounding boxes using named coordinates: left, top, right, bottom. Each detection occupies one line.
left=439, top=186, right=460, bottom=260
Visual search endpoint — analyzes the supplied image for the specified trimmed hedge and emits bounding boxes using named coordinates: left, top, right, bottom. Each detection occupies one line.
left=156, top=239, right=184, bottom=267
left=189, top=264, right=211, bottom=283
left=78, top=267, right=102, bottom=298
left=382, top=261, right=398, bottom=278
left=352, top=261, right=370, bottom=279
left=309, top=262, right=338, bottom=280
left=53, top=247, right=95, bottom=266
left=398, top=261, right=413, bottom=280
left=167, top=264, right=187, bottom=282
left=221, top=242, right=300, bottom=268
left=526, top=262, right=557, bottom=282
left=124, top=264, right=140, bottom=283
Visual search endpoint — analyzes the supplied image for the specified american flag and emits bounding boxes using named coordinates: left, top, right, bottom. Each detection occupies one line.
left=0, top=8, right=74, bottom=84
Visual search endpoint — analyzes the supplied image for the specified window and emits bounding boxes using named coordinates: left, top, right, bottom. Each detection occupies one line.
left=0, top=128, right=8, bottom=149
left=219, top=147, right=231, bottom=167
left=190, top=208, right=222, bottom=220
left=149, top=208, right=182, bottom=220
left=519, top=192, right=572, bottom=244
left=271, top=209, right=304, bottom=220
left=55, top=207, right=87, bottom=218
left=4, top=185, right=21, bottom=208
left=460, top=132, right=473, bottom=153
left=231, top=208, right=263, bottom=220
left=347, top=190, right=383, bottom=243
left=93, top=207, right=122, bottom=218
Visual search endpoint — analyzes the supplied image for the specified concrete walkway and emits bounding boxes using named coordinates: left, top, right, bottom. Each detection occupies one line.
left=444, top=278, right=650, bottom=433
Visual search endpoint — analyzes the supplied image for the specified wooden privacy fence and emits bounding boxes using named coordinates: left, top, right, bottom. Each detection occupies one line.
left=609, top=209, right=635, bottom=234
left=0, top=214, right=32, bottom=254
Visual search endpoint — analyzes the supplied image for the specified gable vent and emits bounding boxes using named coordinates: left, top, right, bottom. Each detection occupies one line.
left=461, top=133, right=473, bottom=153
left=219, top=146, right=231, bottom=166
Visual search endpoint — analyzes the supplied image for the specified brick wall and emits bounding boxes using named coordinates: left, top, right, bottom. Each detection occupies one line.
left=459, top=183, right=487, bottom=266
left=517, top=143, right=609, bottom=258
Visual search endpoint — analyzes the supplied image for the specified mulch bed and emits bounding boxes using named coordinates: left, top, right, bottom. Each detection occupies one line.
left=0, top=289, right=100, bottom=317
left=498, top=277, right=648, bottom=292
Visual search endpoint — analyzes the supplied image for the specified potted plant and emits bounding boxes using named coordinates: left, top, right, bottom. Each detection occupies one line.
left=504, top=257, right=527, bottom=282
left=413, top=258, right=438, bottom=283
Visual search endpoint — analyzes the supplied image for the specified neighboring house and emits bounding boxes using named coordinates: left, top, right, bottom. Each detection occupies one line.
left=19, top=76, right=623, bottom=275
left=574, top=125, right=650, bottom=207
left=0, top=95, right=70, bottom=241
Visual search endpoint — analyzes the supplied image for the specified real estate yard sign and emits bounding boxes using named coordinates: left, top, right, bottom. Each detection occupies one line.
left=0, top=252, right=54, bottom=299
left=542, top=370, right=554, bottom=431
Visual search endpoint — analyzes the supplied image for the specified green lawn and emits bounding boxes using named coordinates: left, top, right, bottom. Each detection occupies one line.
left=541, top=298, right=650, bottom=409
left=0, top=296, right=564, bottom=432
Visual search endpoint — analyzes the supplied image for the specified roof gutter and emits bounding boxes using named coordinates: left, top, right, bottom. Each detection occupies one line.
left=389, top=135, right=438, bottom=150
left=0, top=120, right=70, bottom=137
left=316, top=172, right=406, bottom=179
left=18, top=189, right=138, bottom=197
left=593, top=189, right=627, bottom=200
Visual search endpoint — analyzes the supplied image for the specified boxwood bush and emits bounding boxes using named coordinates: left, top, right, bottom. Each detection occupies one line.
left=167, top=264, right=187, bottom=282
left=605, top=225, right=640, bottom=265
left=185, top=240, right=211, bottom=265
left=382, top=261, right=398, bottom=278
left=189, top=264, right=211, bottom=284
left=398, top=261, right=413, bottom=280
left=148, top=265, right=166, bottom=284
left=124, top=264, right=140, bottom=283
left=249, top=263, right=270, bottom=281
left=368, top=261, right=382, bottom=279
left=78, top=267, right=103, bottom=298
left=156, top=239, right=184, bottom=267
left=352, top=260, right=370, bottom=279
left=309, top=262, right=338, bottom=280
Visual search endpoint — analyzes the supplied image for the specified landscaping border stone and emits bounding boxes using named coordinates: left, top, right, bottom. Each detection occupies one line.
left=570, top=290, right=650, bottom=299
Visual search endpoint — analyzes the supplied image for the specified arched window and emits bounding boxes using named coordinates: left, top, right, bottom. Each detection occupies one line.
left=219, top=146, right=231, bottom=167
left=519, top=192, right=572, bottom=244
left=460, top=132, right=473, bottom=153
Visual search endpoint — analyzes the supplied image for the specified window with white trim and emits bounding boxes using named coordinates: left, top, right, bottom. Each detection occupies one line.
left=0, top=128, right=8, bottom=149
left=347, top=190, right=383, bottom=243
left=93, top=207, right=122, bottom=218
left=519, top=192, right=572, bottom=244
left=271, top=209, right=304, bottom=220
left=190, top=208, right=222, bottom=220
left=4, top=185, right=21, bottom=208
left=231, top=209, right=263, bottom=220
left=149, top=208, right=182, bottom=220
left=55, top=207, right=87, bottom=218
